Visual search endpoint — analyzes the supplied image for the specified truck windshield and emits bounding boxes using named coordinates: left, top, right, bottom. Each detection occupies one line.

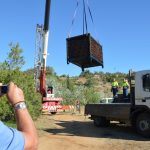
left=143, top=74, right=150, bottom=92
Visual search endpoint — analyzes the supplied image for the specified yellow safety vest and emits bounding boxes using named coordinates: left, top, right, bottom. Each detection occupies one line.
left=122, top=82, right=129, bottom=87
left=112, top=81, right=118, bottom=87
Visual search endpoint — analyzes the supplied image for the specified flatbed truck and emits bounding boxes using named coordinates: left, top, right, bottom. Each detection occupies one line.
left=85, top=70, right=150, bottom=137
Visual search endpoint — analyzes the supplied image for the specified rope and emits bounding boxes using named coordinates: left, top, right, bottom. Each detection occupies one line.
left=83, top=1, right=85, bottom=34
left=86, top=0, right=99, bottom=43
left=68, top=0, right=99, bottom=42
left=83, top=0, right=88, bottom=34
left=68, top=0, right=80, bottom=37
left=86, top=0, right=94, bottom=23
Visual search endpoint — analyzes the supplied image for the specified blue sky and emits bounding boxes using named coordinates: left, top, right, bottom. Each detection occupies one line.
left=0, top=0, right=150, bottom=76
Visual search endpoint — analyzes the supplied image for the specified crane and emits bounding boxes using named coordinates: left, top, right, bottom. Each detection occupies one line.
left=34, top=0, right=62, bottom=114
left=34, top=0, right=50, bottom=97
left=34, top=0, right=102, bottom=113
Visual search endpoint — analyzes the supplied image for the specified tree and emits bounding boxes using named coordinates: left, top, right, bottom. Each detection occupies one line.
left=46, top=66, right=56, bottom=76
left=24, top=68, right=34, bottom=75
left=5, top=43, right=25, bottom=70
left=79, top=70, right=92, bottom=77
left=84, top=88, right=100, bottom=104
left=66, top=75, right=74, bottom=91
left=0, top=70, right=41, bottom=121
left=84, top=76, right=96, bottom=88
left=0, top=62, right=7, bottom=70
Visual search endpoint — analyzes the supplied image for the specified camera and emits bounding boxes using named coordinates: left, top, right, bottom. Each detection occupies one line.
left=0, top=85, right=8, bottom=94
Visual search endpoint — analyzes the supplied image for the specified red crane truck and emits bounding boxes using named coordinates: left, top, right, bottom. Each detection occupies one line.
left=34, top=0, right=62, bottom=114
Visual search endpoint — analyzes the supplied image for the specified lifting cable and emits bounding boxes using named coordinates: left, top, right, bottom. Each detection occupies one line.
left=86, top=0, right=99, bottom=43
left=68, top=0, right=80, bottom=37
left=83, top=0, right=88, bottom=34
left=68, top=0, right=99, bottom=40
left=86, top=0, right=94, bottom=24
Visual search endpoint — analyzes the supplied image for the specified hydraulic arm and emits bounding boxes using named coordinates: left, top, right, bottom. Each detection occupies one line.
left=40, top=0, right=51, bottom=96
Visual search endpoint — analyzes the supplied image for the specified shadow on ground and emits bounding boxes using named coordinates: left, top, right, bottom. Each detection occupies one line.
left=43, top=117, right=149, bottom=141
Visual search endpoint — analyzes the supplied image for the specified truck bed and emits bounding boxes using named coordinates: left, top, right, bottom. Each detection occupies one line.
left=85, top=103, right=131, bottom=120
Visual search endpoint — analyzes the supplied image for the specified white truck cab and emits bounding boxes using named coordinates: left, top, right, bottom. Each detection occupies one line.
left=135, top=70, right=150, bottom=108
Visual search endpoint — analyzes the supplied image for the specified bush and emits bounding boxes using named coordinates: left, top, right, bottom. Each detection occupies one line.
left=0, top=70, right=41, bottom=121
left=84, top=88, right=100, bottom=104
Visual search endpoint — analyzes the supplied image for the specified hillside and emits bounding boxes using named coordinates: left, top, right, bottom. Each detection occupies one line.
left=73, top=74, right=112, bottom=98
left=57, top=70, right=128, bottom=104
left=25, top=68, right=128, bottom=104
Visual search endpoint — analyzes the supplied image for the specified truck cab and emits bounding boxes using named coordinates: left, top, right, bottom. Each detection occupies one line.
left=134, top=70, right=150, bottom=108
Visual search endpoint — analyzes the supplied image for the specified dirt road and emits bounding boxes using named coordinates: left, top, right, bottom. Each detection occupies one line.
left=35, top=112, right=150, bottom=150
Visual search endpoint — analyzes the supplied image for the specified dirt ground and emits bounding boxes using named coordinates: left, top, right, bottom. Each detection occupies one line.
left=35, top=111, right=150, bottom=150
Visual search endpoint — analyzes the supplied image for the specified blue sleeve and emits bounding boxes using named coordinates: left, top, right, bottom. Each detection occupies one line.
left=0, top=121, right=25, bottom=150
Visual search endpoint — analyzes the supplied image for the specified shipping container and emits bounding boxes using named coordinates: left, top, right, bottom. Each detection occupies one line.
left=66, top=33, right=104, bottom=71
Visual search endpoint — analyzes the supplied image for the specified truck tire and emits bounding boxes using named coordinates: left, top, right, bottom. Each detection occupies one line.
left=51, top=112, right=57, bottom=115
left=136, top=112, right=150, bottom=137
left=93, top=117, right=110, bottom=127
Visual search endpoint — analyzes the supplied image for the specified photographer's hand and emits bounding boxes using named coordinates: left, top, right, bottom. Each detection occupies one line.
left=7, top=82, right=38, bottom=150
left=7, top=82, right=25, bottom=105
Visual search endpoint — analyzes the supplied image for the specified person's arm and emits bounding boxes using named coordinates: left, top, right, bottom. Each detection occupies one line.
left=7, top=82, right=38, bottom=150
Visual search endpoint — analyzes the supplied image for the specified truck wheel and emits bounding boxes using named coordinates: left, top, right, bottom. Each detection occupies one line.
left=136, top=112, right=150, bottom=137
left=93, top=117, right=109, bottom=127
left=51, top=112, right=57, bottom=115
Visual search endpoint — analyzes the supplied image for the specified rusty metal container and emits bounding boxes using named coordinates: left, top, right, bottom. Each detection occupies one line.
left=66, top=33, right=104, bottom=71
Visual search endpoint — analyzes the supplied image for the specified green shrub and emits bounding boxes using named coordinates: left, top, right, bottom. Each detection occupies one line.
left=0, top=70, right=41, bottom=121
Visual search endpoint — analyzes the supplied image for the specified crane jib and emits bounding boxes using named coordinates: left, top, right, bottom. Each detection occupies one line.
left=44, top=0, right=51, bottom=31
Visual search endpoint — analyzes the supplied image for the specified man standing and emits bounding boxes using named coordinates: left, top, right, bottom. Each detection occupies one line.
left=0, top=82, right=38, bottom=150
left=122, top=79, right=129, bottom=98
left=76, top=101, right=80, bottom=113
left=111, top=79, right=119, bottom=98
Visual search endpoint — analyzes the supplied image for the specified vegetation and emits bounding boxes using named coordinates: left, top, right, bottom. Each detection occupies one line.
left=5, top=43, right=25, bottom=70
left=0, top=70, right=42, bottom=121
left=47, top=70, right=127, bottom=105
left=0, top=43, right=41, bottom=121
left=0, top=42, right=128, bottom=122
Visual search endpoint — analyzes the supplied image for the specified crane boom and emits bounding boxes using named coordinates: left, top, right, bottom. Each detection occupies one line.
left=39, top=0, right=51, bottom=96
left=42, top=0, right=51, bottom=68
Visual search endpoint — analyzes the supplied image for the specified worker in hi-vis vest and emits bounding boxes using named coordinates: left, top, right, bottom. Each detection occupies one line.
left=111, top=79, right=119, bottom=98
left=122, top=79, right=129, bottom=98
